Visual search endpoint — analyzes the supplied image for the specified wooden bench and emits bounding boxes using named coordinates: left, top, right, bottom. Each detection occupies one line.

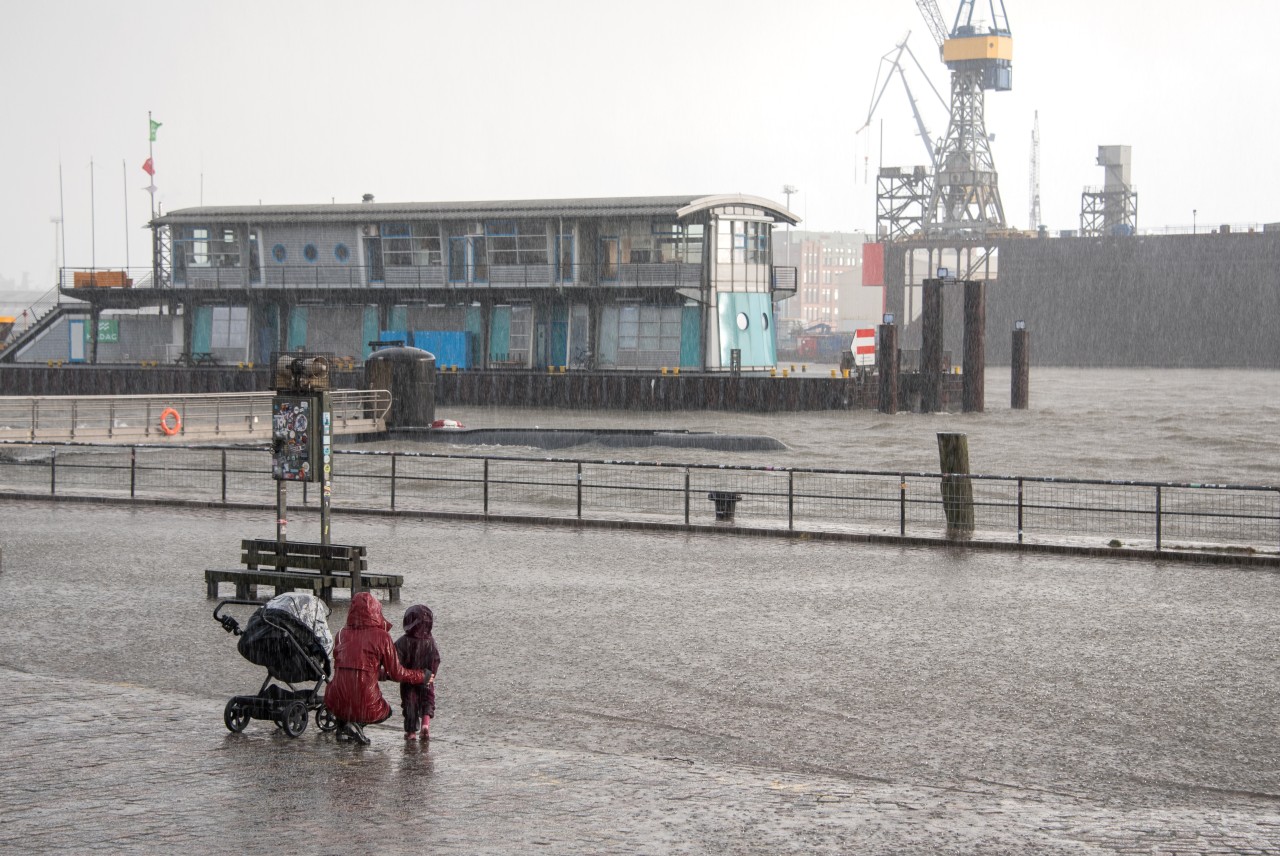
left=204, top=539, right=403, bottom=603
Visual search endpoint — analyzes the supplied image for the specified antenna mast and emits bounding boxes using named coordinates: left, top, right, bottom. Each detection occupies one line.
left=1029, top=110, right=1041, bottom=230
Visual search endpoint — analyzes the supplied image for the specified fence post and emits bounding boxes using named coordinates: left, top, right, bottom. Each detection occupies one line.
left=70, top=400, right=77, bottom=440
left=576, top=462, right=583, bottom=520
left=899, top=477, right=907, bottom=536
left=788, top=470, right=795, bottom=531
left=131, top=447, right=137, bottom=498
left=483, top=458, right=490, bottom=517
left=1017, top=477, right=1024, bottom=544
left=109, top=401, right=115, bottom=440
left=50, top=447, right=56, bottom=496
left=390, top=453, right=397, bottom=511
left=29, top=399, right=36, bottom=442
left=684, top=468, right=690, bottom=525
left=221, top=449, right=227, bottom=503
left=1155, top=485, right=1162, bottom=552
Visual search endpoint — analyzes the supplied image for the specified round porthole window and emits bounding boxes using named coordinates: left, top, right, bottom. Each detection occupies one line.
left=762, top=314, right=770, bottom=330
left=303, top=243, right=319, bottom=263
left=334, top=243, right=350, bottom=262
left=736, top=312, right=749, bottom=331
left=272, top=244, right=286, bottom=263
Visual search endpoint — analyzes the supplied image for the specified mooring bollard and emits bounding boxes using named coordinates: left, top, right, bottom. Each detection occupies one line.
left=707, top=491, right=743, bottom=523
left=937, top=432, right=975, bottom=537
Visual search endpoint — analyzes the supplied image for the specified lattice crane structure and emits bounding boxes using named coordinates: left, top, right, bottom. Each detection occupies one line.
left=916, top=0, right=1012, bottom=236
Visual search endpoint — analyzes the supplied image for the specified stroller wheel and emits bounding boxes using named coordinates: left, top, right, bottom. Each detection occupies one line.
left=281, top=701, right=309, bottom=738
left=223, top=700, right=250, bottom=733
left=315, top=705, right=339, bottom=732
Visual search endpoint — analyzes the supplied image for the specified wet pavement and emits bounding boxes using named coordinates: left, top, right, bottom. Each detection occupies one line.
left=2, top=498, right=1280, bottom=854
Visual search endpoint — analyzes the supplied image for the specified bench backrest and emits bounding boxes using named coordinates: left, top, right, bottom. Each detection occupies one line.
left=241, top=538, right=368, bottom=573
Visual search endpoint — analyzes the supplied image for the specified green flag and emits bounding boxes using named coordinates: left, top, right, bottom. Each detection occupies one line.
left=149, top=119, right=162, bottom=142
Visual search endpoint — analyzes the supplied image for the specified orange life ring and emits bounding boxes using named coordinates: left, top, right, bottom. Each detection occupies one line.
left=159, top=407, right=182, bottom=436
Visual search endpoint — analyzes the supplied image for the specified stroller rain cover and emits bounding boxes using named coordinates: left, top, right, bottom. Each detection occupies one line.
left=236, top=592, right=335, bottom=684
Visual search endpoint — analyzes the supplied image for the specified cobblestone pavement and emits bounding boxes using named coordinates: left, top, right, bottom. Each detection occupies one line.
left=3, top=499, right=1280, bottom=854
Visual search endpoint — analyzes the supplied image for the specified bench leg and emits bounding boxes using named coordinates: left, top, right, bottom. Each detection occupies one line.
left=388, top=586, right=400, bottom=603
left=236, top=580, right=256, bottom=599
left=207, top=578, right=219, bottom=599
left=320, top=585, right=333, bottom=605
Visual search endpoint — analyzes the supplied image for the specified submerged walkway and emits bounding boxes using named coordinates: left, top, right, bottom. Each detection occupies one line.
left=2, top=499, right=1279, bottom=854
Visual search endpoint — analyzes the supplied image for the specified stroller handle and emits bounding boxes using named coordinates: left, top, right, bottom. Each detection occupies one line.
left=214, top=598, right=264, bottom=635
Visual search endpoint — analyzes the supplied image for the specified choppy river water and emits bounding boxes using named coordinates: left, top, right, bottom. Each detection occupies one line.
left=361, top=367, right=1280, bottom=486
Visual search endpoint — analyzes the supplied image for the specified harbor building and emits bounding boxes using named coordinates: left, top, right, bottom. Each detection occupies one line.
left=4, top=195, right=799, bottom=371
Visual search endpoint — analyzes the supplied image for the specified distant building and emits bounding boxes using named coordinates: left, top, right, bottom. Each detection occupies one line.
left=774, top=230, right=882, bottom=345
left=9, top=194, right=802, bottom=369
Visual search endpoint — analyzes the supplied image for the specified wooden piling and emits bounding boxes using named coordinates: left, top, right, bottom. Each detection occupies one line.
left=937, top=432, right=975, bottom=537
left=921, top=278, right=943, bottom=412
left=877, top=322, right=899, bottom=414
left=962, top=280, right=985, bottom=413
left=1011, top=326, right=1030, bottom=409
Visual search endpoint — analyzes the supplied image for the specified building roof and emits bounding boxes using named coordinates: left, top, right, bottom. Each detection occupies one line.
left=153, top=194, right=800, bottom=227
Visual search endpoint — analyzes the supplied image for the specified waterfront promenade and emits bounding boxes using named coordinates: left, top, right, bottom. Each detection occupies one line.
left=2, top=498, right=1279, bottom=853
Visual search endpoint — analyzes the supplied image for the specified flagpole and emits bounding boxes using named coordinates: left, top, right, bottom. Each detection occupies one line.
left=90, top=157, right=96, bottom=279
left=147, top=110, right=156, bottom=220
left=58, top=159, right=66, bottom=287
left=122, top=159, right=130, bottom=270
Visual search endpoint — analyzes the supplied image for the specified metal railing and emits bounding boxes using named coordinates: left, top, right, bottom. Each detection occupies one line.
left=1, top=443, right=1275, bottom=559
left=0, top=390, right=391, bottom=443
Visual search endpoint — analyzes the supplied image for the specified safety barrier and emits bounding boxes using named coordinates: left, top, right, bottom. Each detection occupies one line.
left=0, top=443, right=1276, bottom=561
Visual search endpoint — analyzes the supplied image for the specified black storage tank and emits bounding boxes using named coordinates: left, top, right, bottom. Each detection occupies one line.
left=364, top=346, right=435, bottom=428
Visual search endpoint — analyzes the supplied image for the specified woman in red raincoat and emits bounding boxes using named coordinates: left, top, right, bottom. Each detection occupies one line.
left=324, top=592, right=424, bottom=744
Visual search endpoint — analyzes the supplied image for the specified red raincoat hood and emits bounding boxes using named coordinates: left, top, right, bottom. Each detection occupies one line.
left=346, top=591, right=391, bottom=632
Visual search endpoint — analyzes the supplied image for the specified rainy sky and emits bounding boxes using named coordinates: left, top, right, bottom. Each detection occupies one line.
left=2, top=0, right=1277, bottom=289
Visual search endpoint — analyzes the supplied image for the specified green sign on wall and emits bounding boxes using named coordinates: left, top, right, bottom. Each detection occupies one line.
left=84, top=319, right=118, bottom=343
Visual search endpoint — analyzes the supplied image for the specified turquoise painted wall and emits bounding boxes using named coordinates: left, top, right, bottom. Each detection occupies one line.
left=716, top=293, right=776, bottom=367
left=361, top=307, right=379, bottom=357
left=680, top=306, right=701, bottom=368
left=286, top=307, right=307, bottom=351
left=489, top=306, right=511, bottom=360
left=193, top=306, right=213, bottom=354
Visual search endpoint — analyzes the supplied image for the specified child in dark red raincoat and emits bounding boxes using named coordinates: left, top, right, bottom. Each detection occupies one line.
left=395, top=604, right=441, bottom=741
left=324, top=592, right=425, bottom=744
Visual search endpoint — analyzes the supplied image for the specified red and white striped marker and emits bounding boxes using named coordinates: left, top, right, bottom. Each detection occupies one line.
left=853, top=328, right=876, bottom=367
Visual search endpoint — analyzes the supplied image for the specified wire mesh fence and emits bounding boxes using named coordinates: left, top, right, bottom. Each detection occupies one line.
left=1, top=442, right=1276, bottom=558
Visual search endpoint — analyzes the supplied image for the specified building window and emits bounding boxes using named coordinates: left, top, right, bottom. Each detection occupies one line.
left=334, top=243, right=350, bottom=262
left=303, top=244, right=318, bottom=263
left=652, top=221, right=704, bottom=264
left=210, top=307, right=248, bottom=349
left=487, top=220, right=548, bottom=266
left=183, top=227, right=241, bottom=268
left=383, top=222, right=442, bottom=267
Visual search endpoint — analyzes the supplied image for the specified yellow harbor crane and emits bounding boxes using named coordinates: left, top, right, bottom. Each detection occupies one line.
left=914, top=0, right=1012, bottom=234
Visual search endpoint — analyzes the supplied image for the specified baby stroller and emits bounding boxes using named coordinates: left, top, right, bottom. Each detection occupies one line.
left=214, top=592, right=338, bottom=737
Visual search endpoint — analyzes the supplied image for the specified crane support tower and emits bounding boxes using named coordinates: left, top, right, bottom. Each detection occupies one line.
left=917, top=0, right=1011, bottom=236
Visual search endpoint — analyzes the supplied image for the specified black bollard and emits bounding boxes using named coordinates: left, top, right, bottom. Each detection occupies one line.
left=1011, top=323, right=1030, bottom=409
left=921, top=279, right=943, bottom=412
left=962, top=280, right=985, bottom=413
left=877, top=321, right=899, bottom=414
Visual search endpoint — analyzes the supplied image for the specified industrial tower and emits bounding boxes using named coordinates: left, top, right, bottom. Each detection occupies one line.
left=916, top=0, right=1011, bottom=235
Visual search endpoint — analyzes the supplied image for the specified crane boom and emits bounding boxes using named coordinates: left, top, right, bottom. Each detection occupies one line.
left=915, top=0, right=949, bottom=47
left=860, top=34, right=949, bottom=169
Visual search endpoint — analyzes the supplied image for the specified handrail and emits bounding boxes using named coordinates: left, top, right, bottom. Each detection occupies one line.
left=0, top=389, right=391, bottom=442
left=0, top=441, right=1276, bottom=560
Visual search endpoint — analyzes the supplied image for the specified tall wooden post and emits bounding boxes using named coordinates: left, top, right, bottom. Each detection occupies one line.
left=1011, top=325, right=1030, bottom=409
left=962, top=280, right=985, bottom=412
left=937, top=432, right=975, bottom=537
left=877, top=322, right=899, bottom=414
left=921, top=278, right=943, bottom=412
